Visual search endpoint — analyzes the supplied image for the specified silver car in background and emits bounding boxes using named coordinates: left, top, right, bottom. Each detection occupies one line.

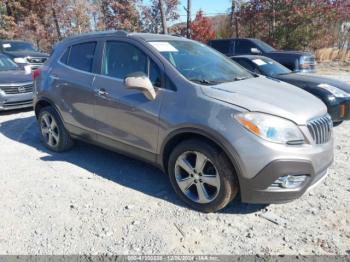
left=33, top=32, right=334, bottom=212
left=0, top=54, right=33, bottom=111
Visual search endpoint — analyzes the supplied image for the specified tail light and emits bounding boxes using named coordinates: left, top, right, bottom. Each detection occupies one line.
left=32, top=68, right=41, bottom=81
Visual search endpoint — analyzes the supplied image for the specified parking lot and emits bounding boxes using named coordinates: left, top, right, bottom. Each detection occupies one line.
left=0, top=68, right=349, bottom=255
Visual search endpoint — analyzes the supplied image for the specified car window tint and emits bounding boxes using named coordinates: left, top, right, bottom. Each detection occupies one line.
left=210, top=40, right=230, bottom=54
left=102, top=42, right=147, bottom=79
left=235, top=58, right=256, bottom=72
left=60, top=47, right=70, bottom=64
left=67, top=42, right=96, bottom=72
left=149, top=60, right=161, bottom=88
left=235, top=40, right=258, bottom=55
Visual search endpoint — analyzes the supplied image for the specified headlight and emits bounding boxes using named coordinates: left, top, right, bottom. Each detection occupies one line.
left=13, top=57, right=27, bottom=64
left=318, top=83, right=349, bottom=98
left=235, top=112, right=305, bottom=144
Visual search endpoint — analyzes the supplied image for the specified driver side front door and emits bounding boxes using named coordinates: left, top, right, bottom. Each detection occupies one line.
left=92, top=40, right=163, bottom=162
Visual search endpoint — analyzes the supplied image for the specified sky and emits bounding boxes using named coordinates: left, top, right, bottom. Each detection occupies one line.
left=144, top=0, right=231, bottom=22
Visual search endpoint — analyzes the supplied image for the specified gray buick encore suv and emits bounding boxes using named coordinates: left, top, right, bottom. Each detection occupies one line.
left=33, top=31, right=334, bottom=212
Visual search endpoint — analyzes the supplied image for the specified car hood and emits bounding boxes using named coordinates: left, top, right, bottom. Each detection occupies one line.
left=0, top=70, right=32, bottom=84
left=275, top=73, right=350, bottom=94
left=3, top=51, right=49, bottom=58
left=201, top=76, right=327, bottom=125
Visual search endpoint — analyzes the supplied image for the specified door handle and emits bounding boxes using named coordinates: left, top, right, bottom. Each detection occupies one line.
left=97, top=88, right=109, bottom=97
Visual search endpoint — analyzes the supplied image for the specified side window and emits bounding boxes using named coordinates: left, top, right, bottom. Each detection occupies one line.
left=67, top=42, right=96, bottom=72
left=102, top=41, right=147, bottom=79
left=60, top=47, right=70, bottom=64
left=235, top=40, right=258, bottom=55
left=235, top=58, right=257, bottom=72
left=149, top=60, right=161, bottom=88
left=210, top=40, right=230, bottom=54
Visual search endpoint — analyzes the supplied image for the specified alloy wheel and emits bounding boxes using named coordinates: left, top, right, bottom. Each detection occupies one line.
left=40, top=113, right=60, bottom=147
left=174, top=151, right=221, bottom=204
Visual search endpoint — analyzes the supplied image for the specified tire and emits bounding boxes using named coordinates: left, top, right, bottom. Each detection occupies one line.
left=333, top=121, right=343, bottom=127
left=38, top=106, right=74, bottom=152
left=168, top=139, right=238, bottom=213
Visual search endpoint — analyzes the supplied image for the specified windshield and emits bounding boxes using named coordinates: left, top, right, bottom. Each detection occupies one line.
left=2, top=42, right=36, bottom=52
left=251, top=57, right=291, bottom=76
left=149, top=40, right=252, bottom=85
left=254, top=39, right=276, bottom=53
left=0, top=55, right=19, bottom=71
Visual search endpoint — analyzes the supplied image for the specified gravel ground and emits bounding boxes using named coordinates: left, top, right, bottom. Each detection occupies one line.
left=0, top=69, right=349, bottom=255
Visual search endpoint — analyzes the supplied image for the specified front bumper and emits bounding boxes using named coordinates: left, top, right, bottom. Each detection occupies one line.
left=328, top=98, right=350, bottom=123
left=240, top=159, right=332, bottom=203
left=0, top=91, right=33, bottom=111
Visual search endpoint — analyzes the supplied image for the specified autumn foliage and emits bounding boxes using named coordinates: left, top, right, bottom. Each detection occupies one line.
left=190, top=10, right=216, bottom=43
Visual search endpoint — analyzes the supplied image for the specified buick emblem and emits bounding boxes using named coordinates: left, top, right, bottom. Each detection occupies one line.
left=18, top=86, right=26, bottom=93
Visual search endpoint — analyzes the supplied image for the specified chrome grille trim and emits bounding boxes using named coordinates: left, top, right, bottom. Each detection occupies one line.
left=307, top=115, right=333, bottom=144
left=0, top=84, right=33, bottom=95
left=26, top=57, right=47, bottom=64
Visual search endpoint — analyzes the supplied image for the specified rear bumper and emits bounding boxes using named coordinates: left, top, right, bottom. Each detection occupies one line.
left=240, top=158, right=332, bottom=204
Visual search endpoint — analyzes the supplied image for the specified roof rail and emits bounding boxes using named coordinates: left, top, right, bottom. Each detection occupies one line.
left=61, top=30, right=129, bottom=42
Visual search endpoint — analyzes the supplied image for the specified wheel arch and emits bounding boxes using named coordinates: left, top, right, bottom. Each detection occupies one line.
left=34, top=97, right=60, bottom=119
left=160, top=127, right=243, bottom=180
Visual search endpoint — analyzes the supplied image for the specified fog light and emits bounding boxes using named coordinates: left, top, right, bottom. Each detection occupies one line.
left=271, top=175, right=307, bottom=189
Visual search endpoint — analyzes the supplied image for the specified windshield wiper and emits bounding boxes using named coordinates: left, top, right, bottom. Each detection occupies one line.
left=233, top=76, right=250, bottom=81
left=189, top=79, right=223, bottom=85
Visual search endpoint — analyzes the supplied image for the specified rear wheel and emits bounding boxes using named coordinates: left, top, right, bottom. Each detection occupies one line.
left=38, top=107, right=74, bottom=152
left=168, top=139, right=238, bottom=213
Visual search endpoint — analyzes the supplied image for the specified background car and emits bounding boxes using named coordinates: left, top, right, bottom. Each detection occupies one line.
left=0, top=40, right=49, bottom=71
left=0, top=54, right=33, bottom=111
left=208, top=38, right=316, bottom=73
left=232, top=55, right=350, bottom=126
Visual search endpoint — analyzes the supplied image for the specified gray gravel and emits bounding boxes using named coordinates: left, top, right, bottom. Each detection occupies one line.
left=0, top=72, right=349, bottom=255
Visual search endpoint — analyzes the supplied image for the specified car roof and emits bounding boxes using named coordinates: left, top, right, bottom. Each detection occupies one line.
left=0, top=40, right=31, bottom=43
left=60, top=30, right=188, bottom=44
left=232, top=55, right=273, bottom=61
left=209, top=38, right=258, bottom=42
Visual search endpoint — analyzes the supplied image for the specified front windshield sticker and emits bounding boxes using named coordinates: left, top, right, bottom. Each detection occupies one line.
left=149, top=42, right=178, bottom=52
left=252, top=59, right=267, bottom=66
left=2, top=43, right=11, bottom=48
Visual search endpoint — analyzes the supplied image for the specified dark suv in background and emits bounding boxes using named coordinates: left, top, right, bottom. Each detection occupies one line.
left=208, top=38, right=316, bottom=73
left=0, top=40, right=49, bottom=71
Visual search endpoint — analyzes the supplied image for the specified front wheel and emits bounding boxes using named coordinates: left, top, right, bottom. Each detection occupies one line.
left=38, top=106, right=74, bottom=152
left=168, top=139, right=238, bottom=213
left=333, top=121, right=343, bottom=127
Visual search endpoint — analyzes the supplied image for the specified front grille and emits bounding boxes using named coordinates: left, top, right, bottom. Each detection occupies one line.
left=307, top=115, right=333, bottom=144
left=27, top=57, right=47, bottom=64
left=0, top=84, right=33, bottom=95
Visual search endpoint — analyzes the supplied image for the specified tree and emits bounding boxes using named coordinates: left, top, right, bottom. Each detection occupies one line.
left=159, top=0, right=168, bottom=34
left=100, top=0, right=140, bottom=31
left=185, top=0, right=191, bottom=38
left=235, top=0, right=350, bottom=50
left=0, top=2, right=18, bottom=39
left=190, top=10, right=216, bottom=43
left=141, top=0, right=179, bottom=33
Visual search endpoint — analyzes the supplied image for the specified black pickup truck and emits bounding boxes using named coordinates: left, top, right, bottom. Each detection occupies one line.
left=0, top=40, right=49, bottom=71
left=208, top=38, right=316, bottom=73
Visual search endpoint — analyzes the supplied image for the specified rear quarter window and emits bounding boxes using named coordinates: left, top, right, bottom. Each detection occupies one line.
left=64, top=42, right=96, bottom=72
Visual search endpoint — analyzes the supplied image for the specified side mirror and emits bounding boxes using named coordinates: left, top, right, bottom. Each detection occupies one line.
left=251, top=48, right=261, bottom=54
left=124, top=72, right=157, bottom=101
